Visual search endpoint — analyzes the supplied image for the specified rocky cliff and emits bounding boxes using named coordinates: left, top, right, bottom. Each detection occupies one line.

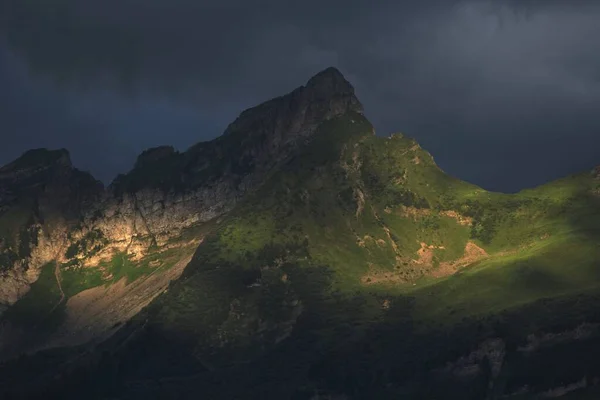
left=0, top=67, right=363, bottom=352
left=100, top=66, right=363, bottom=253
left=0, top=149, right=102, bottom=308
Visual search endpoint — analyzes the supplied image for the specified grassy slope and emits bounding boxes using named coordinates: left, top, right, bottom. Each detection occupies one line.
left=159, top=111, right=600, bottom=324
left=1, top=232, right=203, bottom=334
left=414, top=172, right=600, bottom=324
left=111, top=111, right=600, bottom=398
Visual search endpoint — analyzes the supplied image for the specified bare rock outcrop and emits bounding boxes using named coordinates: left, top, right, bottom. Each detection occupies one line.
left=0, top=66, right=362, bottom=318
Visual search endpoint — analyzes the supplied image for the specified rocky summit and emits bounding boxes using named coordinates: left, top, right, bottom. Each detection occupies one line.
left=1, top=67, right=600, bottom=400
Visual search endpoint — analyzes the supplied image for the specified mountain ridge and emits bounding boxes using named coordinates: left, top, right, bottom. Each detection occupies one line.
left=0, top=66, right=366, bottom=357
left=1, top=67, right=600, bottom=399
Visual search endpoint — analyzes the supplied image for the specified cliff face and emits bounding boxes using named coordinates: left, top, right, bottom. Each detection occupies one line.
left=0, top=67, right=362, bottom=316
left=0, top=149, right=103, bottom=308
left=95, top=67, right=362, bottom=255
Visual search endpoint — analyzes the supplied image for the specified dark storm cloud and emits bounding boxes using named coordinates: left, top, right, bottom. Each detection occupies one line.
left=0, top=0, right=599, bottom=191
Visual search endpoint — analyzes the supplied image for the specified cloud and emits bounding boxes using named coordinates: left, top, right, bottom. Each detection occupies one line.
left=0, top=0, right=599, bottom=191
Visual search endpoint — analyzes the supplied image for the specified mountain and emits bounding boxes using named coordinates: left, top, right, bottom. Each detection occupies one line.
left=0, top=67, right=363, bottom=357
left=1, top=68, right=600, bottom=399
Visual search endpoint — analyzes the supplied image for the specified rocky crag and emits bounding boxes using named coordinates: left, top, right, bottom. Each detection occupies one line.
left=0, top=67, right=364, bottom=356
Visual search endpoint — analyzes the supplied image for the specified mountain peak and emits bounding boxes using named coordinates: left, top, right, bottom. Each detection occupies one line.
left=0, top=147, right=102, bottom=202
left=306, top=66, right=346, bottom=86
left=223, top=66, right=363, bottom=143
left=0, top=148, right=72, bottom=174
left=304, top=66, right=363, bottom=113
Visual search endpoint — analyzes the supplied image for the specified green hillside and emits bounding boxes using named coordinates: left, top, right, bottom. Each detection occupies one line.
left=152, top=111, right=600, bottom=339
left=6, top=111, right=592, bottom=399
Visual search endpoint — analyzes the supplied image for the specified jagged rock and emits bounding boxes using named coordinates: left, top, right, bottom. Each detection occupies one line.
left=0, top=67, right=361, bottom=312
left=221, top=66, right=362, bottom=170
left=0, top=149, right=103, bottom=306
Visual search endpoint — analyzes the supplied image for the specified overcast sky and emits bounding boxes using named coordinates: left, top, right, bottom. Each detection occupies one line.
left=0, top=0, right=599, bottom=192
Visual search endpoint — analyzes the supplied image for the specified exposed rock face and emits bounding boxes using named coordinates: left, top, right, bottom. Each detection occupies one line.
left=221, top=66, right=363, bottom=166
left=97, top=67, right=362, bottom=252
left=0, top=67, right=362, bottom=311
left=0, top=149, right=103, bottom=306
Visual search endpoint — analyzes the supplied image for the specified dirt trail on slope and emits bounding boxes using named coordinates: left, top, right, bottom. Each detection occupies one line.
left=44, top=263, right=66, bottom=318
